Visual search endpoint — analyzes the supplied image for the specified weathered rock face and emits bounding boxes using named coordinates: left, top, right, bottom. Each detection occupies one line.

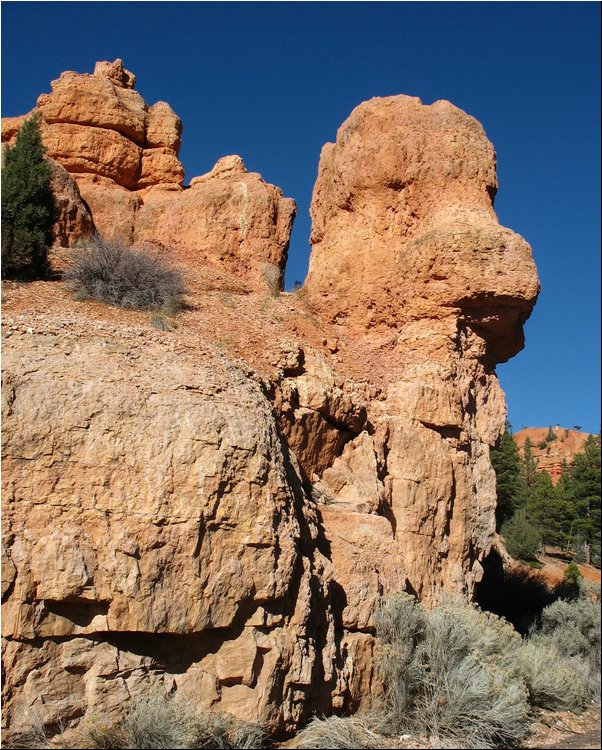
left=2, top=75, right=539, bottom=737
left=48, top=161, right=96, bottom=248
left=135, top=156, right=296, bottom=290
left=301, top=95, right=539, bottom=603
left=1, top=328, right=336, bottom=733
left=304, top=95, right=538, bottom=363
left=1, top=60, right=295, bottom=293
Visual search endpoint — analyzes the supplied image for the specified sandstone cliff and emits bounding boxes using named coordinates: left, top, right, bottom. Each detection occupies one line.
left=1, top=61, right=539, bottom=735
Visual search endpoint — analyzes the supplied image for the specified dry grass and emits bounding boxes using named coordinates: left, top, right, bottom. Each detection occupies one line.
left=287, top=714, right=387, bottom=749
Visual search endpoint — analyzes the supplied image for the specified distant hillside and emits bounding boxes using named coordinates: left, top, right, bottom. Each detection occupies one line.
left=514, top=427, right=592, bottom=484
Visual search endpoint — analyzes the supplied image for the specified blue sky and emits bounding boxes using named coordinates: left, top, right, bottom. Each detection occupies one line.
left=2, top=2, right=600, bottom=434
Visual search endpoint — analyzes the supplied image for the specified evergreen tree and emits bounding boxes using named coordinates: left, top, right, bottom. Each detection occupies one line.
left=526, top=470, right=572, bottom=550
left=521, top=437, right=539, bottom=498
left=501, top=507, right=542, bottom=562
left=1, top=114, right=56, bottom=279
left=565, top=435, right=601, bottom=566
left=491, top=424, right=523, bottom=528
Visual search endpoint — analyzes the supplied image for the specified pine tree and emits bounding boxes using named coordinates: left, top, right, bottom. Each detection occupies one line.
left=526, top=470, right=572, bottom=550
left=491, top=424, right=523, bottom=528
left=1, top=114, right=56, bottom=279
left=521, top=437, right=539, bottom=497
left=565, top=435, right=601, bottom=566
left=501, top=507, right=542, bottom=562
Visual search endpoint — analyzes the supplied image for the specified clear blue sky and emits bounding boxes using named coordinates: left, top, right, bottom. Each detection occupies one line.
left=2, top=2, right=600, bottom=434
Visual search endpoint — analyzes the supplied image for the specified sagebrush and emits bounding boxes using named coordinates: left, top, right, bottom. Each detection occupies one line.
left=373, top=592, right=599, bottom=749
left=8, top=691, right=266, bottom=750
left=64, top=236, right=186, bottom=311
left=530, top=596, right=601, bottom=701
left=287, top=714, right=387, bottom=749
left=375, top=594, right=531, bottom=748
left=78, top=691, right=266, bottom=749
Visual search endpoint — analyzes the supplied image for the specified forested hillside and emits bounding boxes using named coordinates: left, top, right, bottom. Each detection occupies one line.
left=492, top=427, right=601, bottom=566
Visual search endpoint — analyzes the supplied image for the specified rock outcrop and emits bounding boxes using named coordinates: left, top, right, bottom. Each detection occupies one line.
left=2, top=64, right=539, bottom=737
left=514, top=427, right=591, bottom=484
left=302, top=94, right=538, bottom=603
left=1, top=60, right=295, bottom=292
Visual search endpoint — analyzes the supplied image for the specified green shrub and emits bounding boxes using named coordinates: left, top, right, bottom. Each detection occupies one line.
left=501, top=508, right=541, bottom=561
left=64, top=236, right=186, bottom=311
left=1, top=113, right=57, bottom=279
left=374, top=595, right=530, bottom=749
left=563, top=562, right=584, bottom=598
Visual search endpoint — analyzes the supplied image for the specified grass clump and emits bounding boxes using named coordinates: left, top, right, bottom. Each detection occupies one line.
left=74, top=690, right=266, bottom=749
left=64, top=235, right=186, bottom=311
left=287, top=715, right=386, bottom=749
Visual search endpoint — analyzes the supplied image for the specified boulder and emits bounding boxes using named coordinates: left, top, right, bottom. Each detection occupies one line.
left=37, top=66, right=146, bottom=143
left=146, top=101, right=182, bottom=151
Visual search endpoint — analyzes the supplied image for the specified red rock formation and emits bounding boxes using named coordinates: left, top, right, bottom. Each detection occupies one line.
left=514, top=427, right=591, bottom=484
left=1, top=60, right=294, bottom=293
left=304, top=95, right=538, bottom=362
left=301, top=94, right=539, bottom=606
left=2, top=65, right=539, bottom=737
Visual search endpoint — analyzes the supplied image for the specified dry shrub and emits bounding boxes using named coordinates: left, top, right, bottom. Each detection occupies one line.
left=2, top=711, right=50, bottom=749
left=262, top=262, right=281, bottom=297
left=374, top=594, right=530, bottom=749
left=287, top=715, right=385, bottom=749
left=74, top=690, right=266, bottom=749
left=536, top=597, right=601, bottom=662
left=517, top=639, right=588, bottom=710
left=64, top=235, right=186, bottom=311
left=2, top=709, right=72, bottom=749
left=192, top=711, right=266, bottom=749
left=373, top=593, right=425, bottom=718
left=531, top=596, right=601, bottom=702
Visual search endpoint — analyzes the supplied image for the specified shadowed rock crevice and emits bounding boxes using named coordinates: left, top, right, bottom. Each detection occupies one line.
left=474, top=549, right=577, bottom=634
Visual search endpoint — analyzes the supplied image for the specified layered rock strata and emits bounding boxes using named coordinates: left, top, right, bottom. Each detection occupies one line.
left=1, top=60, right=295, bottom=291
left=2, top=64, right=539, bottom=736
